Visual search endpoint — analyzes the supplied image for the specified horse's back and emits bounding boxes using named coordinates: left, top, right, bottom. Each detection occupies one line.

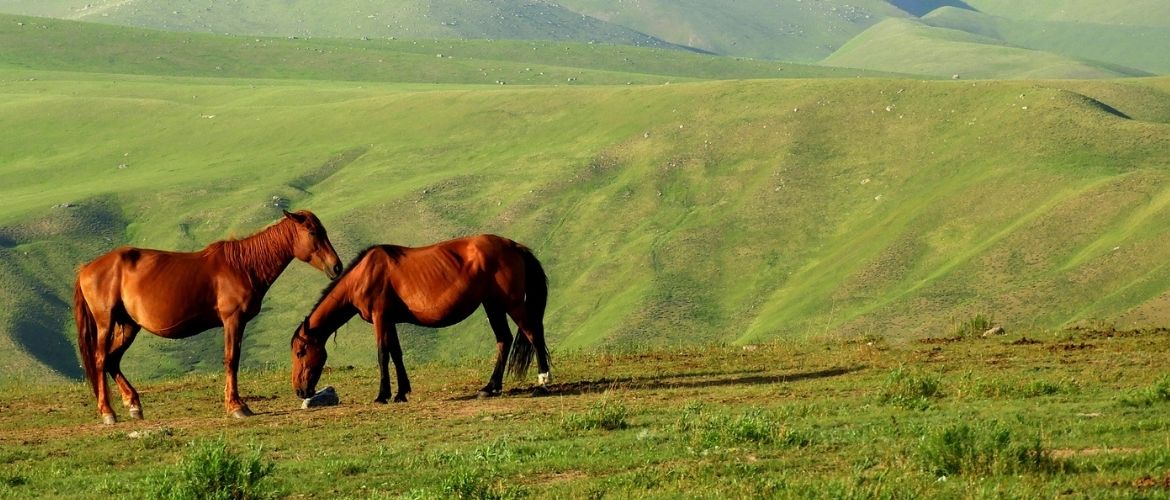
left=77, top=245, right=221, bottom=336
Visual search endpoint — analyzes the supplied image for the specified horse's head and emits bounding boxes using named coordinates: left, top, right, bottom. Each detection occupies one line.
left=283, top=210, right=342, bottom=280
left=291, top=318, right=328, bottom=398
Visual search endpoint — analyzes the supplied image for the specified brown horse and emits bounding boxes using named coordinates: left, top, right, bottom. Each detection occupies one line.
left=290, top=234, right=550, bottom=403
left=75, top=210, right=342, bottom=423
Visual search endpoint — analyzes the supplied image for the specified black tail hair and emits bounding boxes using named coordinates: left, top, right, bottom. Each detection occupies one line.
left=507, top=245, right=550, bottom=379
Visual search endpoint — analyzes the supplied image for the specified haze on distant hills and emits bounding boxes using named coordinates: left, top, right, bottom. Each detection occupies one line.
left=0, top=0, right=1167, bottom=78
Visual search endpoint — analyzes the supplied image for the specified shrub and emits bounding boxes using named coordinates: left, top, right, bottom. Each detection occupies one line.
left=148, top=437, right=276, bottom=500
left=879, top=367, right=943, bottom=410
left=918, top=421, right=1057, bottom=477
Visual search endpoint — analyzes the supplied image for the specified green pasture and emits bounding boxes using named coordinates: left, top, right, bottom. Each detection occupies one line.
left=4, top=329, right=1170, bottom=497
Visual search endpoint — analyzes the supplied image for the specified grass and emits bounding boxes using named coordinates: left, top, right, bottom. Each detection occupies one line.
left=5, top=329, right=1170, bottom=496
left=5, top=68, right=1170, bottom=382
left=821, top=18, right=1142, bottom=79
left=143, top=437, right=277, bottom=500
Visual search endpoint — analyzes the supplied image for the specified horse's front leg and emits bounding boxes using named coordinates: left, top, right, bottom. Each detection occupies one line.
left=222, top=315, right=253, bottom=418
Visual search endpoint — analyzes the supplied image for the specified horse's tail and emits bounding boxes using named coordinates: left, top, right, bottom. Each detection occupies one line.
left=507, top=244, right=550, bottom=379
left=74, top=279, right=100, bottom=396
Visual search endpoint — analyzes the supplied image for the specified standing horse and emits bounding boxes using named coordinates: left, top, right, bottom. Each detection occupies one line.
left=290, top=234, right=550, bottom=403
left=74, top=210, right=342, bottom=423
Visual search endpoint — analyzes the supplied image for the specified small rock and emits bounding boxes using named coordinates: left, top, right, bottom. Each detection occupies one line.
left=982, top=326, right=1006, bottom=338
left=301, top=386, right=339, bottom=409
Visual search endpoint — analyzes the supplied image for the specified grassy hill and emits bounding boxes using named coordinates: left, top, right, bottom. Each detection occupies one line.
left=3, top=13, right=1170, bottom=385
left=554, top=0, right=909, bottom=62
left=964, top=0, right=1170, bottom=26
left=4, top=68, right=1170, bottom=384
left=821, top=18, right=1147, bottom=79
left=922, top=7, right=1170, bottom=75
left=0, top=13, right=882, bottom=85
left=0, top=0, right=907, bottom=62
left=0, top=0, right=678, bottom=48
left=4, top=1, right=1170, bottom=80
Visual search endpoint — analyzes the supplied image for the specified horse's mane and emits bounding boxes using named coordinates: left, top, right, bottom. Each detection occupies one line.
left=216, top=218, right=296, bottom=279
left=310, top=244, right=406, bottom=312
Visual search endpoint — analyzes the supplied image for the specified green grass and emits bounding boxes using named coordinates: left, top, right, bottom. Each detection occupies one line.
left=0, top=13, right=879, bottom=85
left=964, top=0, right=1170, bottom=27
left=923, top=7, right=1170, bottom=75
left=143, top=437, right=277, bottom=500
left=0, top=0, right=908, bottom=62
left=5, top=67, right=1170, bottom=382
left=5, top=330, right=1170, bottom=497
left=822, top=18, right=1144, bottom=79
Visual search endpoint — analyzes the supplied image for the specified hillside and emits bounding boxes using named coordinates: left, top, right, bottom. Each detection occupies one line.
left=0, top=13, right=880, bottom=85
left=821, top=18, right=1148, bottom=79
left=554, top=0, right=908, bottom=62
left=3, top=1, right=1170, bottom=80
left=4, top=63, right=1170, bottom=383
left=0, top=0, right=906, bottom=62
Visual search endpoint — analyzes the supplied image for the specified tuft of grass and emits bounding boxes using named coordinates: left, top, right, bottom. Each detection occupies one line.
left=879, top=367, right=944, bottom=410
left=144, top=436, right=276, bottom=500
left=948, top=313, right=996, bottom=339
left=562, top=399, right=630, bottom=431
left=918, top=421, right=1058, bottom=477
left=1119, top=376, right=1170, bottom=407
left=440, top=467, right=526, bottom=500
left=675, top=403, right=810, bottom=448
left=969, top=376, right=1076, bottom=399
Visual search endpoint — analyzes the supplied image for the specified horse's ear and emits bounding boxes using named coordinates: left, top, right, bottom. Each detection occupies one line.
left=283, top=210, right=306, bottom=223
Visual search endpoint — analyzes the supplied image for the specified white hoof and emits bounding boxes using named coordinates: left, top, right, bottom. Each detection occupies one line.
left=538, top=372, right=551, bottom=386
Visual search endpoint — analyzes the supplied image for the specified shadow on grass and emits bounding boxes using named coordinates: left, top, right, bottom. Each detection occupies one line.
left=450, top=366, right=865, bottom=401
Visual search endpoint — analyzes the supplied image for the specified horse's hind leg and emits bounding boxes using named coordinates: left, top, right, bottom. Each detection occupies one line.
left=508, top=307, right=551, bottom=388
left=92, top=314, right=118, bottom=424
left=106, top=321, right=143, bottom=419
left=480, top=303, right=513, bottom=398
left=374, top=314, right=411, bottom=403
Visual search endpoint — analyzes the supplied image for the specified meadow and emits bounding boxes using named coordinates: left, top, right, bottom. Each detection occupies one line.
left=2, top=9, right=1170, bottom=497
left=4, top=326, right=1170, bottom=497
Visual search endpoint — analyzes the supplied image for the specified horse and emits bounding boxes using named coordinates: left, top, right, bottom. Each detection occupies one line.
left=74, top=210, right=342, bottom=424
left=290, top=234, right=551, bottom=404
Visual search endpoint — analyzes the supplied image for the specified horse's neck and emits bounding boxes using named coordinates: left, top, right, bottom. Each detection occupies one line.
left=222, top=220, right=295, bottom=287
left=308, top=284, right=357, bottom=337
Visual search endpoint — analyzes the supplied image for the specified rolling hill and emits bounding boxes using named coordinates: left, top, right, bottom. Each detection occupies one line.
left=2, top=1, right=1169, bottom=80
left=3, top=11, right=1170, bottom=385
left=821, top=17, right=1147, bottom=80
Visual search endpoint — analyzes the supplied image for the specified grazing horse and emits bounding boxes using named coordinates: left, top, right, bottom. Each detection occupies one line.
left=74, top=210, right=342, bottom=423
left=290, top=234, right=551, bottom=403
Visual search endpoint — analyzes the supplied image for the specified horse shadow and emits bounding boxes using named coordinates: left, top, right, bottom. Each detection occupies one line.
left=449, top=365, right=865, bottom=401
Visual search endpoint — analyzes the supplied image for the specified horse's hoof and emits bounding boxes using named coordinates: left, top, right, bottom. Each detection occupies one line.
left=374, top=398, right=388, bottom=404
left=129, top=407, right=143, bottom=420
left=531, top=386, right=551, bottom=397
left=101, top=414, right=117, bottom=425
left=477, top=390, right=498, bottom=399
left=393, top=394, right=408, bottom=403
left=231, top=407, right=254, bottom=419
